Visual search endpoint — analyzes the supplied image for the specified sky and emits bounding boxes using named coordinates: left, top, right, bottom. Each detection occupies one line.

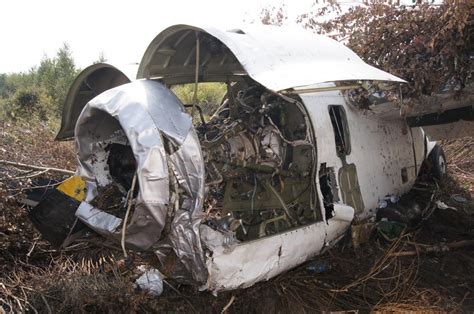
left=1, top=0, right=431, bottom=74
left=0, top=0, right=320, bottom=74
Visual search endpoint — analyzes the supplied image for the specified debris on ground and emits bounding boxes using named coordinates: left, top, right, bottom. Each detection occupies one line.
left=135, top=266, right=164, bottom=296
left=89, top=183, right=126, bottom=218
left=1, top=120, right=473, bottom=312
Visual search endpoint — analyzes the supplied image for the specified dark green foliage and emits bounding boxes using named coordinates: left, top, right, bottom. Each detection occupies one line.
left=14, top=88, right=39, bottom=109
left=52, top=43, right=77, bottom=112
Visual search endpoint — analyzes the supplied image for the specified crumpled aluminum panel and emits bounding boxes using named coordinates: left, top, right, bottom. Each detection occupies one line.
left=74, top=80, right=207, bottom=282
left=138, top=24, right=405, bottom=91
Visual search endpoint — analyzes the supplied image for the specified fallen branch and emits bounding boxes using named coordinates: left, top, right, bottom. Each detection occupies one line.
left=221, top=295, right=236, bottom=313
left=0, top=160, right=74, bottom=175
left=121, top=172, right=137, bottom=258
left=163, top=279, right=198, bottom=313
left=389, top=240, right=474, bottom=257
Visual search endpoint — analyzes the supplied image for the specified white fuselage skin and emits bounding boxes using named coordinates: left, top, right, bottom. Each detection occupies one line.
left=205, top=89, right=429, bottom=293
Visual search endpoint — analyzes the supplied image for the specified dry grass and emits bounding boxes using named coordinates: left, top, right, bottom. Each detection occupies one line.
left=443, top=137, right=474, bottom=194
left=0, top=118, right=75, bottom=170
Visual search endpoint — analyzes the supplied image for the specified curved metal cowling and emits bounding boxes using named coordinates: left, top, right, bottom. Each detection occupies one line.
left=56, top=62, right=138, bottom=141
left=138, top=24, right=405, bottom=91
left=58, top=24, right=406, bottom=140
left=74, top=80, right=207, bottom=282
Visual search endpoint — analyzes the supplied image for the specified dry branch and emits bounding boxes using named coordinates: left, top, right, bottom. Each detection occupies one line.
left=389, top=240, right=474, bottom=257
left=0, top=160, right=74, bottom=176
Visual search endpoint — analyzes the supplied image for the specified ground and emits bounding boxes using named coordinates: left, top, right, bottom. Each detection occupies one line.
left=1, top=119, right=473, bottom=313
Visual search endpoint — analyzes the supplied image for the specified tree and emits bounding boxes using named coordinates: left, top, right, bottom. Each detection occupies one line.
left=0, top=43, right=79, bottom=120
left=261, top=1, right=473, bottom=99
left=37, top=54, right=56, bottom=99
left=0, top=74, right=7, bottom=97
left=53, top=43, right=77, bottom=113
left=93, top=51, right=107, bottom=64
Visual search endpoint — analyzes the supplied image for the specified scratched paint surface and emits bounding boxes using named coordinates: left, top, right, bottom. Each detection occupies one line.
left=302, top=90, right=424, bottom=221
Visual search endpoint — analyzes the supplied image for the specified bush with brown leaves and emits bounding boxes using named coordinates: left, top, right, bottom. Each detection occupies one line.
left=262, top=1, right=473, bottom=98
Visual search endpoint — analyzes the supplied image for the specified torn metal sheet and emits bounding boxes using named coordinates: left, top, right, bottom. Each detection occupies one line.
left=205, top=222, right=326, bottom=292
left=74, top=80, right=206, bottom=282
left=57, top=62, right=139, bottom=140
left=137, top=24, right=405, bottom=91
left=75, top=202, right=123, bottom=236
left=135, top=266, right=164, bottom=296
left=49, top=22, right=448, bottom=292
left=300, top=90, right=422, bottom=221
left=204, top=204, right=353, bottom=292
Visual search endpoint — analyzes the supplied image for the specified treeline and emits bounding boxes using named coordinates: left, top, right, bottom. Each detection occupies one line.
left=0, top=43, right=226, bottom=124
left=0, top=43, right=78, bottom=121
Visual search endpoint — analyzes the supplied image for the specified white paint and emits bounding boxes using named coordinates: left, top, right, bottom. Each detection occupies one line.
left=411, top=127, right=426, bottom=175
left=205, top=225, right=324, bottom=292
left=301, top=90, right=423, bottom=221
left=205, top=204, right=353, bottom=292
left=138, top=24, right=405, bottom=92
left=58, top=22, right=439, bottom=292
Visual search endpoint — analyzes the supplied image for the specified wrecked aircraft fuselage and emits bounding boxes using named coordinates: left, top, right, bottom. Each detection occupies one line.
left=35, top=24, right=442, bottom=292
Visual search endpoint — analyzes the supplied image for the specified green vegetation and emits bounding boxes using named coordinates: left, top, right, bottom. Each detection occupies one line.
left=0, top=44, right=226, bottom=128
left=0, top=43, right=78, bottom=123
left=172, top=82, right=227, bottom=118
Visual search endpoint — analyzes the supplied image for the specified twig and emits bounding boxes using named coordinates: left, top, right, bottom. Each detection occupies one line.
left=6, top=178, right=67, bottom=193
left=26, top=238, right=39, bottom=258
left=61, top=217, right=80, bottom=248
left=40, top=293, right=52, bottom=314
left=163, top=279, right=198, bottom=313
left=331, top=232, right=408, bottom=292
left=0, top=160, right=74, bottom=175
left=13, top=169, right=49, bottom=180
left=389, top=240, right=474, bottom=257
left=221, top=295, right=236, bottom=313
left=121, top=172, right=137, bottom=258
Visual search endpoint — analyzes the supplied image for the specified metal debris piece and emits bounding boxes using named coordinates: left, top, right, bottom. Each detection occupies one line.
left=435, top=201, right=458, bottom=211
left=378, top=194, right=400, bottom=209
left=451, top=195, right=467, bottom=204
left=28, top=189, right=86, bottom=247
left=306, top=261, right=331, bottom=274
left=377, top=220, right=406, bottom=241
left=74, top=80, right=206, bottom=282
left=135, top=267, right=164, bottom=296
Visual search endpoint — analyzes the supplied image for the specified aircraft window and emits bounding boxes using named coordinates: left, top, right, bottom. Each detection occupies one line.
left=328, top=105, right=351, bottom=156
